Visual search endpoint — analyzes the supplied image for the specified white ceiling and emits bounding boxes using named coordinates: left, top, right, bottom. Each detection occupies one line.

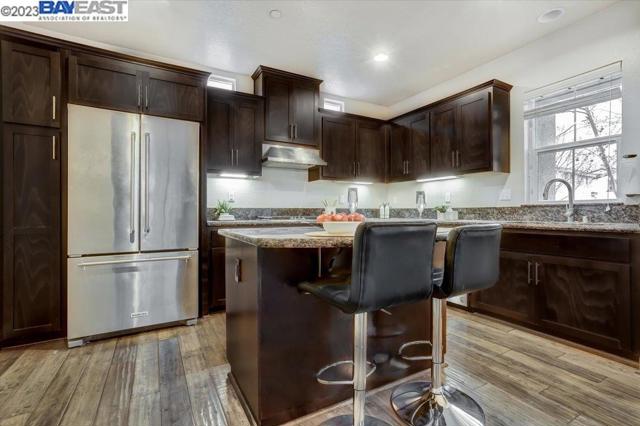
left=25, top=0, right=616, bottom=106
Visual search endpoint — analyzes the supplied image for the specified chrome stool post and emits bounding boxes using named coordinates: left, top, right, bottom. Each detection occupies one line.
left=390, top=224, right=503, bottom=426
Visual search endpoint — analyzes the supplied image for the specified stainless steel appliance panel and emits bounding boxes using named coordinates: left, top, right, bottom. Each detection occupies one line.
left=67, top=250, right=198, bottom=340
left=68, top=104, right=140, bottom=256
left=140, top=115, right=199, bottom=252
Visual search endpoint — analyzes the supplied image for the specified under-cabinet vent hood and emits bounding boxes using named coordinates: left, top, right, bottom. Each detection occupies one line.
left=262, top=146, right=327, bottom=170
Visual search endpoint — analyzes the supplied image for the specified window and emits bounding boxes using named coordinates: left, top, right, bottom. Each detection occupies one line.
left=207, top=74, right=236, bottom=91
left=525, top=63, right=622, bottom=203
left=323, top=98, right=344, bottom=112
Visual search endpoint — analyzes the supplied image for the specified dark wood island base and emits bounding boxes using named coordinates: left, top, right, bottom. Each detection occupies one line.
left=221, top=227, right=447, bottom=426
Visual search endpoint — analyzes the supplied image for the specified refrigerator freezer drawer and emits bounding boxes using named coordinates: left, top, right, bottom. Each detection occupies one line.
left=67, top=250, right=198, bottom=341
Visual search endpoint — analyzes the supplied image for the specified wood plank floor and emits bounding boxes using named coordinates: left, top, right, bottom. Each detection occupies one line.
left=0, top=308, right=638, bottom=426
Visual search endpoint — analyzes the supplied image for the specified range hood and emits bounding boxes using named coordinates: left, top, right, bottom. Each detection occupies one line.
left=262, top=146, right=327, bottom=170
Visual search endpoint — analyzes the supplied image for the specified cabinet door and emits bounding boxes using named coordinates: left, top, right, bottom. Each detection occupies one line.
left=471, top=251, right=537, bottom=325
left=321, top=116, right=355, bottom=179
left=355, top=120, right=386, bottom=182
left=290, top=80, right=317, bottom=146
left=2, top=125, right=61, bottom=344
left=1, top=41, right=60, bottom=127
left=144, top=68, right=205, bottom=121
left=388, top=124, right=408, bottom=181
left=264, top=76, right=292, bottom=143
left=68, top=52, right=142, bottom=113
left=209, top=247, right=226, bottom=311
left=457, top=91, right=491, bottom=172
left=233, top=98, right=263, bottom=176
left=409, top=113, right=430, bottom=179
left=430, top=102, right=457, bottom=175
left=206, top=94, right=234, bottom=172
left=536, top=255, right=631, bottom=353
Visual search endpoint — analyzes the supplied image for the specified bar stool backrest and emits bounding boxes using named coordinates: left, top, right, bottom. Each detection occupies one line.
left=435, top=224, right=502, bottom=299
left=348, top=222, right=438, bottom=314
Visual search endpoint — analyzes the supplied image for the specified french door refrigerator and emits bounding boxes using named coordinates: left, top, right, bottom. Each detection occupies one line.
left=67, top=104, right=199, bottom=347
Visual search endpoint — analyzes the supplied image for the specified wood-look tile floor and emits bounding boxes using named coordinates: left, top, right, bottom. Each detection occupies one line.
left=0, top=308, right=638, bottom=426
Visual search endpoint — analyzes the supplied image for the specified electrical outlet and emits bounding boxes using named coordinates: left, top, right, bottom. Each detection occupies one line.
left=228, top=191, right=235, bottom=203
left=444, top=192, right=451, bottom=203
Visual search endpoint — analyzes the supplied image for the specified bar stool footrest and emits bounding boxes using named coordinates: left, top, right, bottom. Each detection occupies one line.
left=398, top=340, right=433, bottom=362
left=316, top=360, right=376, bottom=385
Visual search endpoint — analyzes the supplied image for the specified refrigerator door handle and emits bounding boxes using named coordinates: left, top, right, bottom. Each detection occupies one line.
left=144, top=132, right=151, bottom=234
left=77, top=255, right=192, bottom=268
left=130, top=132, right=136, bottom=241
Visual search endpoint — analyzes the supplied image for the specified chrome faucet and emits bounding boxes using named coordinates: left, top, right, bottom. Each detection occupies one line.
left=542, top=178, right=574, bottom=222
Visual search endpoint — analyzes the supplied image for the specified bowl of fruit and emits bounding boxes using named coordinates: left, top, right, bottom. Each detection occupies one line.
left=316, top=212, right=365, bottom=235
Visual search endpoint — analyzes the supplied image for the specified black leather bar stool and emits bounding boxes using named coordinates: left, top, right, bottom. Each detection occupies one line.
left=299, top=222, right=438, bottom=426
left=391, top=224, right=502, bottom=426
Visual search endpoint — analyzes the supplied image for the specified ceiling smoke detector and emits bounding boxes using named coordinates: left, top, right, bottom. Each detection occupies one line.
left=268, top=9, right=282, bottom=19
left=373, top=53, right=389, bottom=62
left=537, top=8, right=564, bottom=24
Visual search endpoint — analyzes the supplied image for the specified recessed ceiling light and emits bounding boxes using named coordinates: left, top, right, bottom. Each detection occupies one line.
left=268, top=9, right=282, bottom=19
left=537, top=8, right=564, bottom=24
left=373, top=53, right=389, bottom=62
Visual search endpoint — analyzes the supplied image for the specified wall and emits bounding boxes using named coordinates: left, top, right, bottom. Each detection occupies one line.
left=386, top=0, right=640, bottom=208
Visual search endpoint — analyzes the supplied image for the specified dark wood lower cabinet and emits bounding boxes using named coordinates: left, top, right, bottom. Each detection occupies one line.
left=469, top=230, right=638, bottom=360
left=2, top=125, right=62, bottom=345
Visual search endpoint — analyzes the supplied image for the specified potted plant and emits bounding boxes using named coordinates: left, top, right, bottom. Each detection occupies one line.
left=434, top=205, right=448, bottom=220
left=214, top=200, right=235, bottom=221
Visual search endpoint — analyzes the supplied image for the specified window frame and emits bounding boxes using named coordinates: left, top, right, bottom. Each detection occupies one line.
left=525, top=65, right=622, bottom=205
left=323, top=98, right=345, bottom=112
left=207, top=74, right=236, bottom=91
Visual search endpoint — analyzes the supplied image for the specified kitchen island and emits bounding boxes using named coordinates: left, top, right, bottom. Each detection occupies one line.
left=219, top=225, right=449, bottom=426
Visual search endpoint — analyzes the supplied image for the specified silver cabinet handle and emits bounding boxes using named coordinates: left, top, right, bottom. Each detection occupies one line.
left=534, top=262, right=540, bottom=286
left=406, top=160, right=410, bottom=175
left=352, top=161, right=356, bottom=177
left=130, top=132, right=136, bottom=240
left=357, top=161, right=360, bottom=176
left=52, top=95, right=56, bottom=120
left=137, top=82, right=142, bottom=108
left=235, top=149, right=239, bottom=166
left=230, top=148, right=234, bottom=166
left=289, top=124, right=293, bottom=139
left=293, top=124, right=297, bottom=139
left=234, top=258, right=242, bottom=283
left=144, top=132, right=150, bottom=234
left=78, top=255, right=191, bottom=268
left=527, top=261, right=532, bottom=284
left=52, top=136, right=56, bottom=160
left=145, top=84, right=149, bottom=109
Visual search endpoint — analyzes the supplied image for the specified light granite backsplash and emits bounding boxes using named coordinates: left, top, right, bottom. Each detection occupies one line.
left=207, top=203, right=639, bottom=223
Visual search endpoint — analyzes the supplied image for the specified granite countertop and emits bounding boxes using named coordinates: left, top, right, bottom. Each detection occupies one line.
left=433, top=219, right=640, bottom=234
left=219, top=225, right=452, bottom=248
left=207, top=219, right=315, bottom=227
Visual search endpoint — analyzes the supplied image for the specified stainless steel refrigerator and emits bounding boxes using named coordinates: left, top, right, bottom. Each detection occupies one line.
left=66, top=104, right=199, bottom=347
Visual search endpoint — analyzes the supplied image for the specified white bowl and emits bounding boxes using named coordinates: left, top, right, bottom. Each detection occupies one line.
left=322, top=221, right=361, bottom=235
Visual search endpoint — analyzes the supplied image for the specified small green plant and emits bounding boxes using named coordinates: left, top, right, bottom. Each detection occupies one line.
left=434, top=205, right=448, bottom=214
left=214, top=200, right=233, bottom=217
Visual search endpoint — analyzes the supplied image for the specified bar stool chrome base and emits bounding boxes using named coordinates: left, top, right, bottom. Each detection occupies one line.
left=391, top=382, right=485, bottom=426
left=319, top=414, right=392, bottom=426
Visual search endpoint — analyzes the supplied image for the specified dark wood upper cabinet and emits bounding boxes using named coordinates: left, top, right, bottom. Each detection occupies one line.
left=68, top=52, right=142, bottom=113
left=457, top=90, right=491, bottom=172
left=388, top=123, right=409, bottom=182
left=318, top=116, right=356, bottom=179
left=253, top=66, right=321, bottom=147
left=1, top=41, right=61, bottom=128
left=2, top=125, right=62, bottom=345
left=391, top=80, right=511, bottom=180
left=68, top=51, right=206, bottom=121
left=206, top=88, right=264, bottom=176
left=409, top=113, right=430, bottom=179
left=355, top=120, right=386, bottom=182
left=143, top=67, right=205, bottom=122
left=430, top=101, right=458, bottom=176
left=309, top=111, right=386, bottom=183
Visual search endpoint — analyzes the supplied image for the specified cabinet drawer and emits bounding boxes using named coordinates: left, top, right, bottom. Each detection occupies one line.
left=501, top=231, right=630, bottom=263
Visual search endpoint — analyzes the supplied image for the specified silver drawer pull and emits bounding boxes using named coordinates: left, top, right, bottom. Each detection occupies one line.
left=78, top=255, right=191, bottom=267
